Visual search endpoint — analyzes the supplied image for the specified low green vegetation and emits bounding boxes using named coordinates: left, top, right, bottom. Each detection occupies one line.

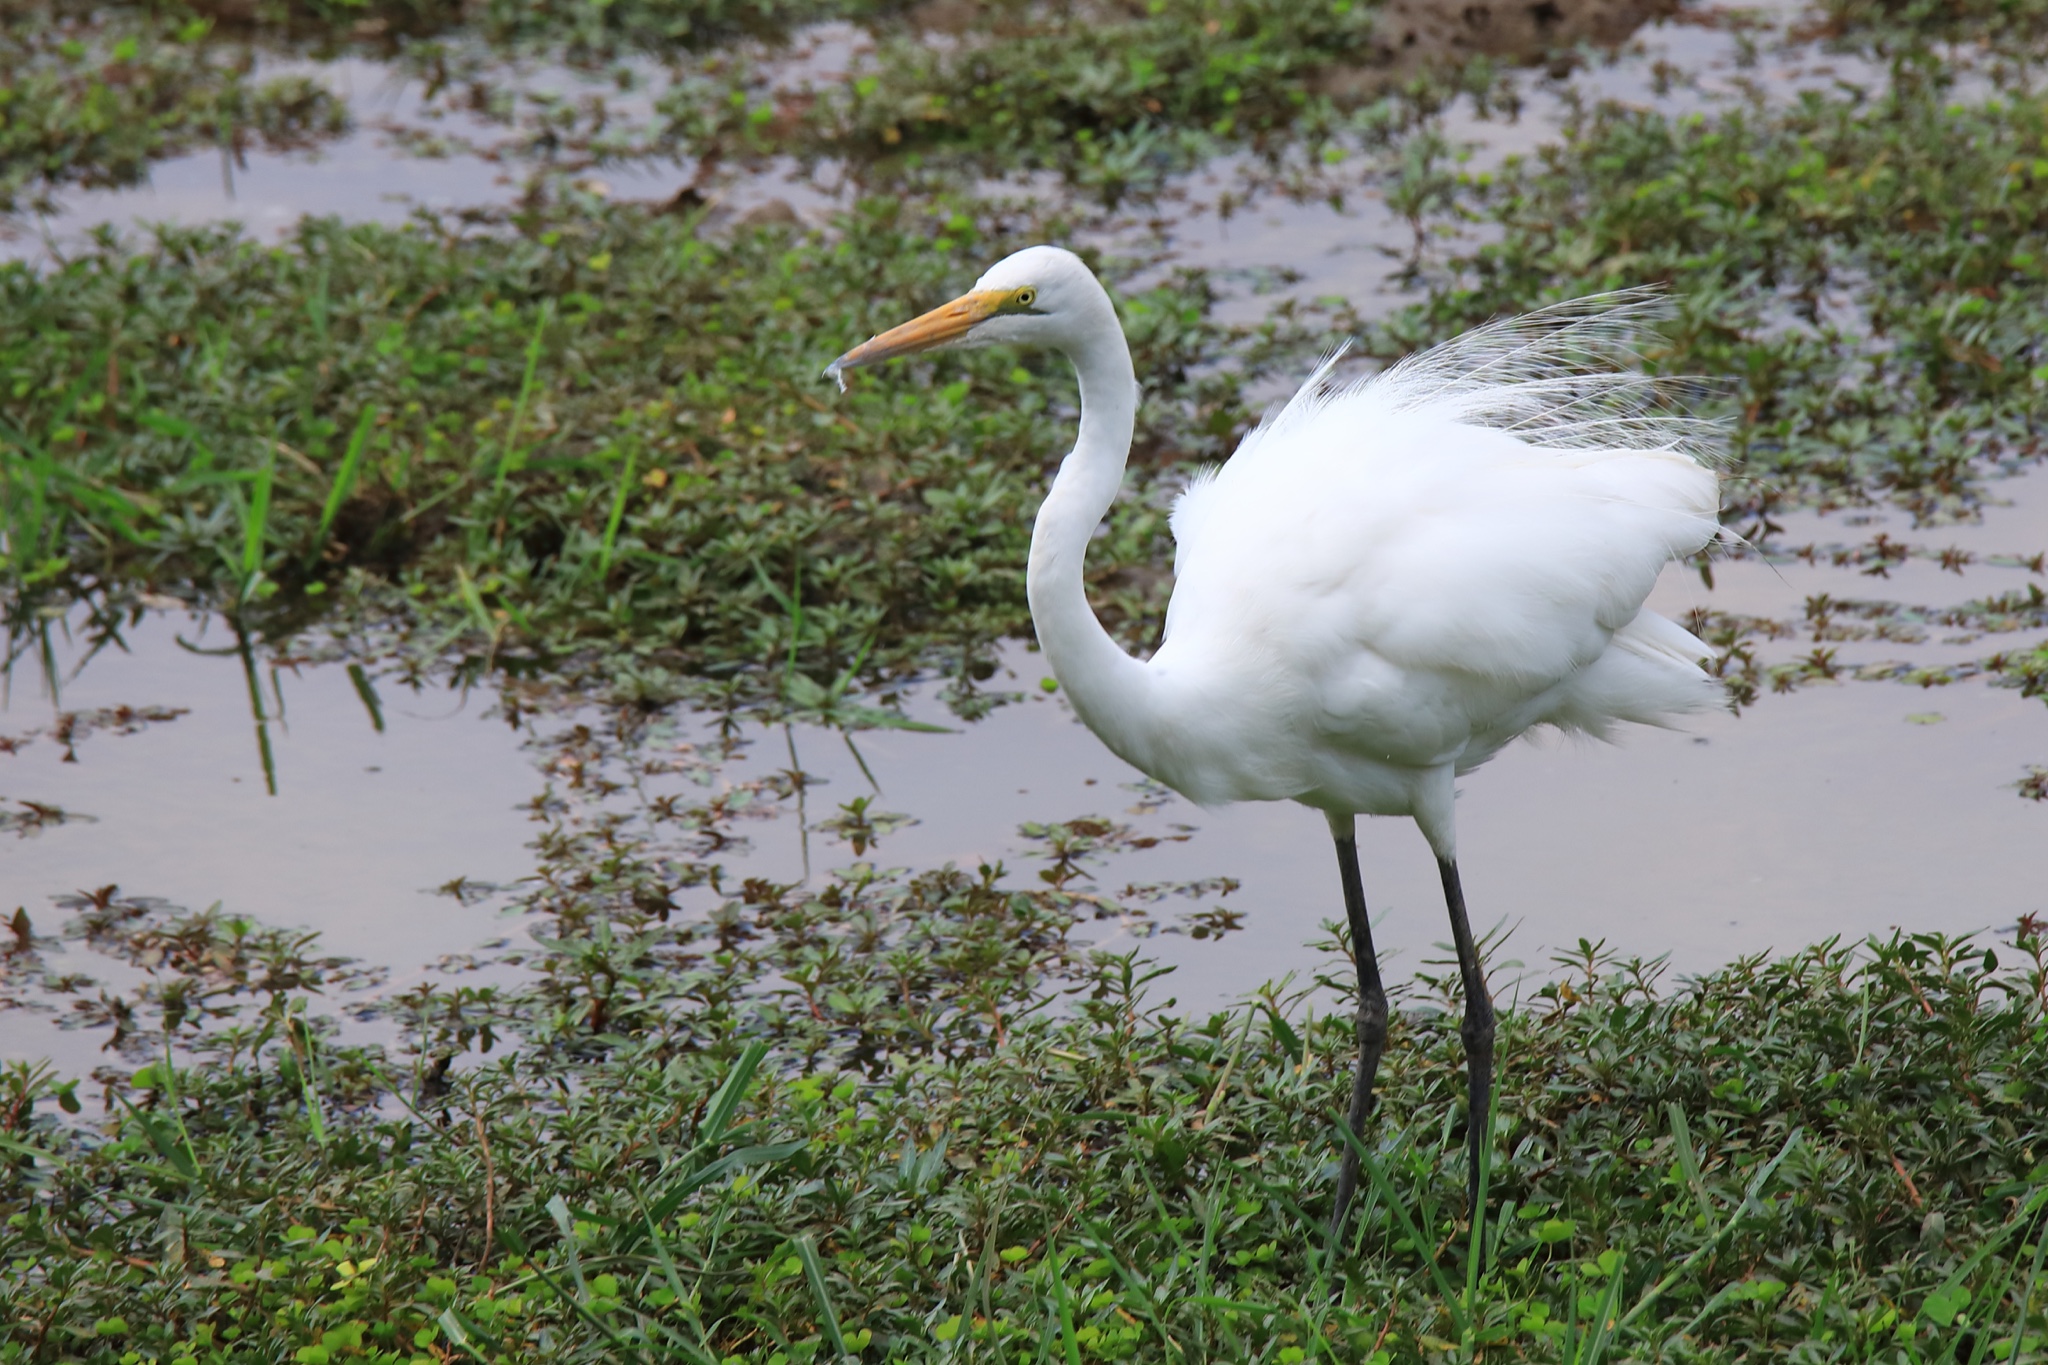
left=172, top=0, right=872, bottom=55
left=0, top=5, right=350, bottom=216
left=4, top=717, right=2046, bottom=1362
left=8, top=2, right=2048, bottom=699
left=0, top=200, right=1268, bottom=695
left=1395, top=65, right=2048, bottom=527
left=5, top=0, right=2048, bottom=1360
left=1816, top=0, right=2048, bottom=48
left=2, top=0, right=1488, bottom=219
left=776, top=0, right=1493, bottom=197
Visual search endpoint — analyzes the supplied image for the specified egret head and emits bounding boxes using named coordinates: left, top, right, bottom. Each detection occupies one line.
left=824, top=245, right=1108, bottom=391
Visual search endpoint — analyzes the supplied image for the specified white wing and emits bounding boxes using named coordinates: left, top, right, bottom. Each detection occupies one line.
left=1162, top=291, right=1724, bottom=747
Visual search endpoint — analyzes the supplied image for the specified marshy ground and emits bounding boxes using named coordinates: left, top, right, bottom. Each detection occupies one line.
left=3, top=0, right=2048, bottom=1360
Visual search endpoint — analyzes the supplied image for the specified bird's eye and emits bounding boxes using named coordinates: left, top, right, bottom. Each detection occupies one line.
left=1015, top=287, right=1037, bottom=308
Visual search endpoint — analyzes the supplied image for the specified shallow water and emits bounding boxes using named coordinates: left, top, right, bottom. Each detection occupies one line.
left=3, top=0, right=1871, bottom=327
left=0, top=51, right=694, bottom=265
left=5, top=463, right=2045, bottom=1068
left=0, top=612, right=537, bottom=1073
left=1121, top=0, right=1892, bottom=325
left=4, top=4, right=2045, bottom=1071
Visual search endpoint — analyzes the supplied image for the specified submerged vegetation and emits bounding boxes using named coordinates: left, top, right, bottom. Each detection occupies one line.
left=5, top=0, right=2048, bottom=1359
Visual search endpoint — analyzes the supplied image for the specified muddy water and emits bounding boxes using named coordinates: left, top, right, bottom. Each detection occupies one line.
left=4, top=6, right=2046, bottom=1069
left=1121, top=0, right=1884, bottom=324
left=0, top=613, right=537, bottom=1072
left=0, top=52, right=690, bottom=264
left=6, top=462, right=2046, bottom=1069
left=3, top=0, right=1853, bottom=302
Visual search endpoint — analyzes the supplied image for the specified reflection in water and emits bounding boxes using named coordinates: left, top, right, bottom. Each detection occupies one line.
left=0, top=611, right=539, bottom=1074
left=237, top=631, right=279, bottom=797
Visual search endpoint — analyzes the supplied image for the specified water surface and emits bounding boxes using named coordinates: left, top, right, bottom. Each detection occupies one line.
left=5, top=458, right=2044, bottom=1069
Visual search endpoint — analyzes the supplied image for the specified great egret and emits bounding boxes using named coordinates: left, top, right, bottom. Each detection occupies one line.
left=826, top=246, right=1724, bottom=1236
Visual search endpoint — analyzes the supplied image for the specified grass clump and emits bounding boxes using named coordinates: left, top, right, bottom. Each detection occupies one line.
left=4, top=0, right=1534, bottom=228
left=1386, top=61, right=2048, bottom=528
left=0, top=5, right=349, bottom=216
left=1814, top=0, right=2048, bottom=49
left=164, top=0, right=883, bottom=57
left=0, top=200, right=1265, bottom=696
left=781, top=0, right=1497, bottom=200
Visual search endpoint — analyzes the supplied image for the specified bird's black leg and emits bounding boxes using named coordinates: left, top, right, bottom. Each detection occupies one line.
left=1329, top=829, right=1389, bottom=1244
left=1438, top=857, right=1496, bottom=1224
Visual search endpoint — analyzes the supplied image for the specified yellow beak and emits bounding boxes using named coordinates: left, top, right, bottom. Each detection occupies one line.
left=824, top=288, right=1009, bottom=390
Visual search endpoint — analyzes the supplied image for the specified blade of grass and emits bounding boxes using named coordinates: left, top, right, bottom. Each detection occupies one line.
left=1076, top=1223, right=1175, bottom=1347
left=785, top=562, right=803, bottom=688
left=1335, top=1119, right=1466, bottom=1338
left=436, top=1307, right=506, bottom=1365
left=347, top=662, right=385, bottom=733
left=1464, top=1076, right=1500, bottom=1350
left=2007, top=1203, right=2048, bottom=1365
left=1945, top=1187, right=2048, bottom=1365
left=1615, top=1127, right=1805, bottom=1334
left=495, top=301, right=554, bottom=493
left=1046, top=1249, right=1082, bottom=1365
left=794, top=1233, right=849, bottom=1359
left=518, top=1225, right=647, bottom=1363
left=235, top=628, right=278, bottom=797
left=241, top=446, right=273, bottom=596
left=1576, top=1253, right=1628, bottom=1365
left=1665, top=1103, right=1716, bottom=1228
left=118, top=1099, right=199, bottom=1182
left=632, top=1190, right=723, bottom=1365
left=700, top=1040, right=771, bottom=1145
left=310, top=403, right=377, bottom=563
left=154, top=1038, right=205, bottom=1186
left=545, top=1194, right=593, bottom=1296
left=285, top=1012, right=326, bottom=1146
left=599, top=443, right=637, bottom=575
left=1199, top=1007, right=1257, bottom=1131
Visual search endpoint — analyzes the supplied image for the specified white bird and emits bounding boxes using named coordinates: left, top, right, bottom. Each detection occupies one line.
left=826, top=246, right=1725, bottom=1236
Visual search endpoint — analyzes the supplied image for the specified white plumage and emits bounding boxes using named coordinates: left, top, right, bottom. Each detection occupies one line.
left=826, top=246, right=1728, bottom=1239
left=1148, top=290, right=1725, bottom=835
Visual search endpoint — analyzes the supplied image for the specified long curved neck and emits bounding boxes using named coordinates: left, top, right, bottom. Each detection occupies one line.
left=1027, top=322, right=1154, bottom=752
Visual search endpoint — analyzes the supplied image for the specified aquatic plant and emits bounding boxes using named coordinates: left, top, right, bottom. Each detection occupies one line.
left=1383, top=53, right=2048, bottom=529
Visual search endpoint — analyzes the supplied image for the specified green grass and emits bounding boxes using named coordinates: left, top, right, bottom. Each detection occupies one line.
left=170, top=0, right=882, bottom=57
left=11, top=2, right=2048, bottom=706
left=0, top=201, right=1271, bottom=700
left=6, top=0, right=2048, bottom=1358
left=3, top=704, right=2045, bottom=1363
left=745, top=0, right=1501, bottom=201
left=0, top=0, right=1491, bottom=219
left=1376, top=69, right=2048, bottom=525
left=2, top=770, right=2045, bottom=1363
